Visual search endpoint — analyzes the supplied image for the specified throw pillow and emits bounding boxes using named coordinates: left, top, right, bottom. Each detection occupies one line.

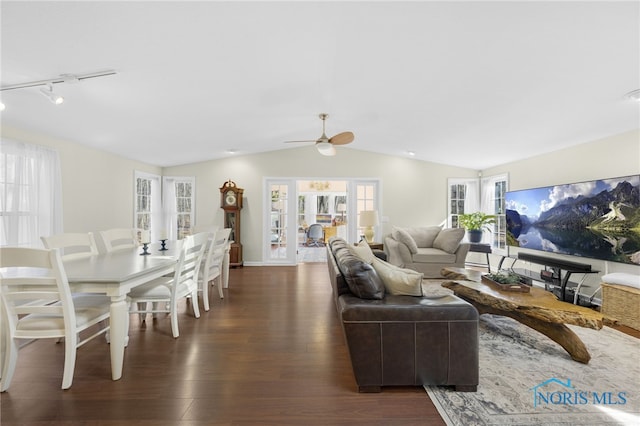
left=432, top=228, right=465, bottom=254
left=371, top=257, right=423, bottom=296
left=351, top=242, right=376, bottom=264
left=392, top=227, right=419, bottom=254
left=340, top=252, right=386, bottom=300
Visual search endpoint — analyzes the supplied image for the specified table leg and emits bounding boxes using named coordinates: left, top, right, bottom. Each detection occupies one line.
left=109, top=295, right=128, bottom=380
left=474, top=304, right=591, bottom=364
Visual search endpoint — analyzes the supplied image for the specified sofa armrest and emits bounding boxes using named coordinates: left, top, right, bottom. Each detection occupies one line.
left=454, top=242, right=471, bottom=263
left=384, top=236, right=412, bottom=267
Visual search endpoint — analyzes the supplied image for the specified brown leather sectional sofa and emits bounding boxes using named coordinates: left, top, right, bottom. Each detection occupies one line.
left=327, top=237, right=479, bottom=393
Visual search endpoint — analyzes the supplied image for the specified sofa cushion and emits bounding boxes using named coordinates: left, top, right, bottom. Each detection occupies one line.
left=413, top=247, right=457, bottom=263
left=371, top=257, right=423, bottom=296
left=339, top=251, right=385, bottom=300
left=405, top=226, right=442, bottom=248
left=392, top=227, right=418, bottom=254
left=433, top=228, right=465, bottom=254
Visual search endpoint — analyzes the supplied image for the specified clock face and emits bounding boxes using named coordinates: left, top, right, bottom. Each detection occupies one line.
left=225, top=191, right=236, bottom=206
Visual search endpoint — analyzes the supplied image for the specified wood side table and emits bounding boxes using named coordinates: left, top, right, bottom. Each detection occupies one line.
left=366, top=242, right=383, bottom=250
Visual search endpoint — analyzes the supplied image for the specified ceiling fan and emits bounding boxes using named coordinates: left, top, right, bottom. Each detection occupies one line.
left=284, top=113, right=354, bottom=156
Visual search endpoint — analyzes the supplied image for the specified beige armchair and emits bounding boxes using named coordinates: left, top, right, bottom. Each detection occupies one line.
left=384, top=226, right=470, bottom=278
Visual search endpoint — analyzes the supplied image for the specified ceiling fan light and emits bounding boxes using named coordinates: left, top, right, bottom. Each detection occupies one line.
left=316, top=141, right=336, bottom=156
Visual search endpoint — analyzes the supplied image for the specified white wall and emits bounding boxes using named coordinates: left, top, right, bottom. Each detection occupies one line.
left=1, top=125, right=161, bottom=234
left=163, top=146, right=476, bottom=262
left=4, top=122, right=638, bottom=274
left=483, top=128, right=640, bottom=276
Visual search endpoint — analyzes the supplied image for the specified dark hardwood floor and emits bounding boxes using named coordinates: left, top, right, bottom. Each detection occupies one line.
left=0, top=264, right=445, bottom=425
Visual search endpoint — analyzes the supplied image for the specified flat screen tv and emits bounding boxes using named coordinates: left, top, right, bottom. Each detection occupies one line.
left=505, top=175, right=640, bottom=265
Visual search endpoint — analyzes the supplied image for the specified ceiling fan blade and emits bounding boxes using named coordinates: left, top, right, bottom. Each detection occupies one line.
left=329, top=131, right=354, bottom=145
left=284, top=140, right=316, bottom=143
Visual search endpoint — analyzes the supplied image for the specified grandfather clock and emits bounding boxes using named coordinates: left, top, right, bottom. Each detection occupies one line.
left=220, top=179, right=244, bottom=267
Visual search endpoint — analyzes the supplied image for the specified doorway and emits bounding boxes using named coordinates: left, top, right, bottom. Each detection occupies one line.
left=263, top=178, right=380, bottom=265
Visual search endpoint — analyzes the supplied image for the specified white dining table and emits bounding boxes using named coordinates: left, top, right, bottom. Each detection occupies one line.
left=63, top=245, right=179, bottom=380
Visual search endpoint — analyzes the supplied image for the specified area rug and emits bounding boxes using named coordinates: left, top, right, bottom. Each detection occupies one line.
left=425, top=314, right=640, bottom=425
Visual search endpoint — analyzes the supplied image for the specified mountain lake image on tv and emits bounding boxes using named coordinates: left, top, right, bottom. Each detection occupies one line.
left=505, top=175, right=640, bottom=265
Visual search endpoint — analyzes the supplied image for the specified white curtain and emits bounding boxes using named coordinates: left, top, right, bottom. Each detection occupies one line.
left=480, top=176, right=495, bottom=245
left=150, top=177, right=162, bottom=241
left=464, top=179, right=480, bottom=214
left=162, top=177, right=178, bottom=240
left=0, top=139, right=63, bottom=247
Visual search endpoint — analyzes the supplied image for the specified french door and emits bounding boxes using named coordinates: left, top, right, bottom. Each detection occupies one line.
left=263, top=178, right=379, bottom=265
left=264, top=179, right=297, bottom=264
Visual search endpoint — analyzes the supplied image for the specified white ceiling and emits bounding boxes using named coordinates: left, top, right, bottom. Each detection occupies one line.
left=1, top=1, right=639, bottom=169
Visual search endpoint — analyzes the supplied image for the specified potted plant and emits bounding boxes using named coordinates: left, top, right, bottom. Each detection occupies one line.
left=458, top=212, right=496, bottom=243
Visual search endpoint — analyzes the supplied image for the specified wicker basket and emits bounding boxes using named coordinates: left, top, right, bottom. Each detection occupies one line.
left=601, top=283, right=640, bottom=331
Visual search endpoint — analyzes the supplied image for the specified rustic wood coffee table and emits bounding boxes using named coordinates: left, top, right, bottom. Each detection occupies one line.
left=440, top=267, right=604, bottom=364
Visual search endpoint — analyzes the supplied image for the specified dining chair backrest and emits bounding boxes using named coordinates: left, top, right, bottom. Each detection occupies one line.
left=98, top=228, right=139, bottom=252
left=204, top=228, right=232, bottom=281
left=0, top=247, right=110, bottom=390
left=41, top=232, right=99, bottom=260
left=197, top=228, right=232, bottom=310
left=173, top=232, right=209, bottom=298
left=193, top=224, right=219, bottom=235
left=0, top=247, right=73, bottom=339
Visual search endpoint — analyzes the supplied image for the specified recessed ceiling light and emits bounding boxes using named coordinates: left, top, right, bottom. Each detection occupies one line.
left=226, top=149, right=237, bottom=154
left=623, top=89, right=640, bottom=102
left=407, top=151, right=416, bottom=156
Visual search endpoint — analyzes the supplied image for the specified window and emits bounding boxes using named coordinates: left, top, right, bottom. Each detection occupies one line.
left=448, top=174, right=508, bottom=250
left=162, top=176, right=195, bottom=240
left=134, top=171, right=162, bottom=241
left=355, top=181, right=379, bottom=241
left=449, top=182, right=466, bottom=228
left=0, top=139, right=62, bottom=247
left=269, top=184, right=289, bottom=259
left=447, top=178, right=479, bottom=228
left=482, top=174, right=508, bottom=252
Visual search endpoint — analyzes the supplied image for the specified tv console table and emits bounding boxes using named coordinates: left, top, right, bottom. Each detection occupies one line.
left=497, top=252, right=599, bottom=305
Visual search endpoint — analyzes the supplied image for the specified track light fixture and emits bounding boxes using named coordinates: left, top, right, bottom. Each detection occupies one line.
left=40, top=83, right=64, bottom=105
left=0, top=69, right=116, bottom=109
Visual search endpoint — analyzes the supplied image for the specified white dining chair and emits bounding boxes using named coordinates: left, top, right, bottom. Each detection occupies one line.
left=41, top=232, right=99, bottom=260
left=0, top=247, right=111, bottom=391
left=97, top=228, right=139, bottom=253
left=127, top=232, right=209, bottom=338
left=198, top=228, right=232, bottom=311
left=40, top=232, right=111, bottom=340
left=193, top=224, right=219, bottom=235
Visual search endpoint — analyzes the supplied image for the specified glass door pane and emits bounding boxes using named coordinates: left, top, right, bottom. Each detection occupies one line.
left=269, top=183, right=288, bottom=261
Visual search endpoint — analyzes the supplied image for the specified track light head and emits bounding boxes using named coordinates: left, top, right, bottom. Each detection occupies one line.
left=40, top=84, right=64, bottom=105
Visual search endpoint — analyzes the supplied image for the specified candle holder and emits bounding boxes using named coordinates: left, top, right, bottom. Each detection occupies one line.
left=140, top=243, right=150, bottom=255
left=159, top=239, right=168, bottom=251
